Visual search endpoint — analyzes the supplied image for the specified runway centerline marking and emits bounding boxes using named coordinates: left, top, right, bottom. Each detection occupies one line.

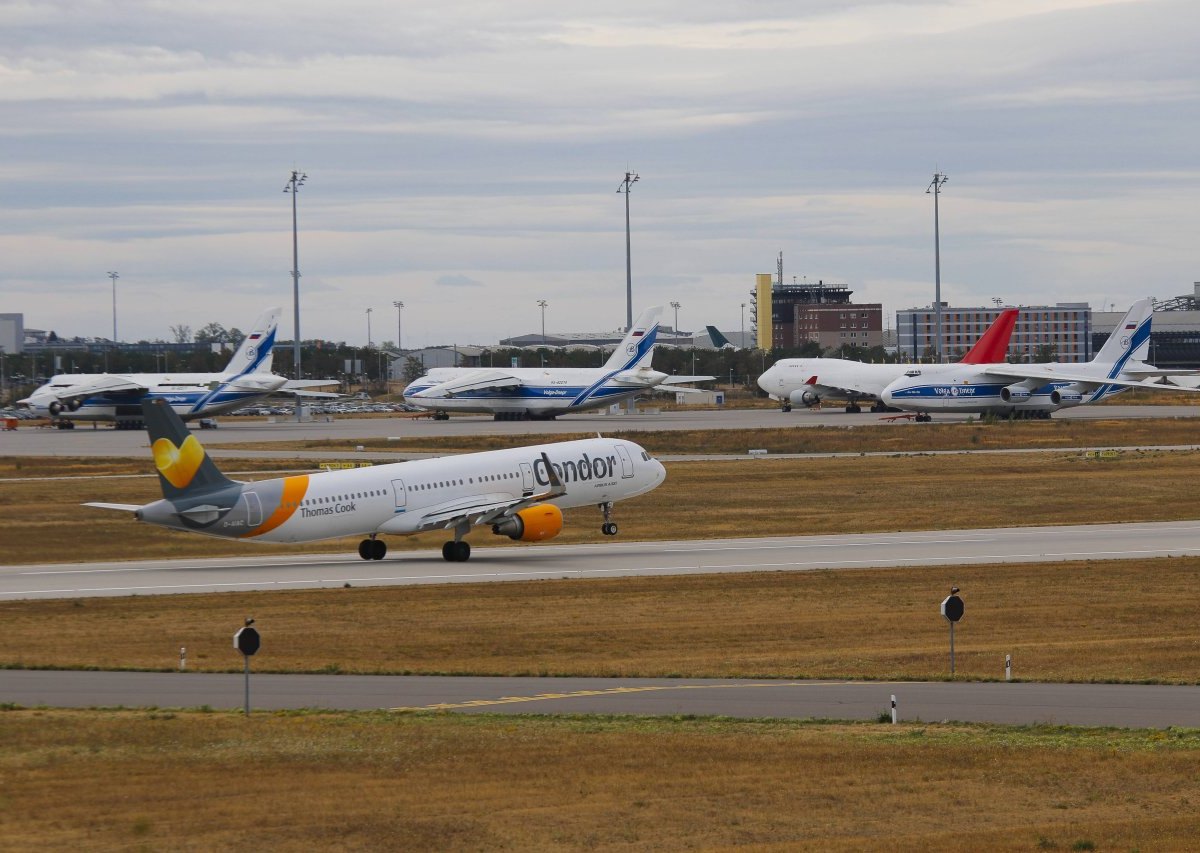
left=389, top=681, right=872, bottom=711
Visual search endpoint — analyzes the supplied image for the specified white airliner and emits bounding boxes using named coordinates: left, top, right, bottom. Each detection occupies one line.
left=86, top=398, right=666, bottom=562
left=880, top=298, right=1193, bottom=419
left=757, top=308, right=1020, bottom=413
left=19, top=307, right=330, bottom=429
left=403, top=306, right=712, bottom=420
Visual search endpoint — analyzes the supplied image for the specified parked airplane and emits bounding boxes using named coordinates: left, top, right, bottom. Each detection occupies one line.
left=19, top=307, right=331, bottom=429
left=880, top=298, right=1191, bottom=420
left=757, top=308, right=1019, bottom=413
left=403, top=306, right=712, bottom=420
left=86, top=398, right=666, bottom=562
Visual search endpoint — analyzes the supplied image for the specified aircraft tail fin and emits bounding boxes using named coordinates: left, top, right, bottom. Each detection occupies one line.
left=142, top=399, right=236, bottom=501
left=222, top=307, right=281, bottom=377
left=1095, top=298, right=1153, bottom=366
left=705, top=326, right=732, bottom=348
left=960, top=308, right=1019, bottom=364
left=602, top=306, right=662, bottom=370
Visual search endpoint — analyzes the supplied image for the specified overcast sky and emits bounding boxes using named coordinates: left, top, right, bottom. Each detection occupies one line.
left=2, top=0, right=1197, bottom=349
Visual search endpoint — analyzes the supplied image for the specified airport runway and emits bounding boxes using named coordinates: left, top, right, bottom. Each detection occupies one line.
left=4, top=520, right=1199, bottom=600
left=2, top=404, right=1197, bottom=458
left=4, top=669, right=1199, bottom=728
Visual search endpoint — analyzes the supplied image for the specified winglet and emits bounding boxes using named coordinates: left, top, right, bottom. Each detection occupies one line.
left=960, top=308, right=1019, bottom=364
left=539, top=451, right=567, bottom=499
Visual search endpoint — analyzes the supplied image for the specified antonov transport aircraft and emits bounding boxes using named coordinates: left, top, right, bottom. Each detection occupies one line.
left=19, top=307, right=332, bottom=429
left=881, top=298, right=1194, bottom=418
left=403, top=306, right=712, bottom=420
left=86, top=398, right=666, bottom=562
left=757, top=308, right=1020, bottom=413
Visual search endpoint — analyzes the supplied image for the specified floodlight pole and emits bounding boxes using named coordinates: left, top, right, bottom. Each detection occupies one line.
left=670, top=301, right=681, bottom=341
left=617, top=171, right=639, bottom=332
left=106, top=271, right=119, bottom=344
left=284, top=169, right=307, bottom=420
left=927, top=171, right=948, bottom=362
left=392, top=300, right=404, bottom=352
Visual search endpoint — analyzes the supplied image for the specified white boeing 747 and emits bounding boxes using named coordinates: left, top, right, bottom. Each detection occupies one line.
left=880, top=299, right=1195, bottom=419
left=403, top=305, right=712, bottom=420
left=86, top=398, right=666, bottom=562
left=19, top=307, right=331, bottom=429
left=757, top=308, right=1019, bottom=413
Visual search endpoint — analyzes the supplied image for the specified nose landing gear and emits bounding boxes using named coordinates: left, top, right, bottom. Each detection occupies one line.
left=600, top=501, right=618, bottom=536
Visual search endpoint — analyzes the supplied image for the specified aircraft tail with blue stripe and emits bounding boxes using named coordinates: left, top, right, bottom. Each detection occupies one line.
left=1095, top=298, right=1152, bottom=367
left=603, top=306, right=662, bottom=371
left=222, top=306, right=281, bottom=377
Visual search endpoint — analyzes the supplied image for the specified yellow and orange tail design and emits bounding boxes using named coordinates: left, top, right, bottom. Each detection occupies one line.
left=152, top=435, right=206, bottom=489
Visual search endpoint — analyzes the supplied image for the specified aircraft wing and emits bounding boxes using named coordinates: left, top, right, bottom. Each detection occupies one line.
left=413, top=369, right=523, bottom=398
left=41, top=374, right=151, bottom=403
left=412, top=453, right=567, bottom=531
left=982, top=365, right=1200, bottom=392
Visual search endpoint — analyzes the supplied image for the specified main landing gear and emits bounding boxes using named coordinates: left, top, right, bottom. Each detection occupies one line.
left=600, top=501, right=618, bottom=536
left=358, top=535, right=387, bottom=560
left=844, top=403, right=862, bottom=413
left=914, top=412, right=933, bottom=423
left=781, top=402, right=792, bottom=412
left=441, top=520, right=472, bottom=562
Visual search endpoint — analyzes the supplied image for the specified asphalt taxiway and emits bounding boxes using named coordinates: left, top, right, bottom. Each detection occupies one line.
left=2, top=404, right=1197, bottom=458
left=5, top=670, right=1199, bottom=728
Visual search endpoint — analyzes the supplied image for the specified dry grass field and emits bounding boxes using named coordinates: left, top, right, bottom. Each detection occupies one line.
left=3, top=558, right=1199, bottom=683
left=2, top=710, right=1198, bottom=851
left=2, top=447, right=1199, bottom=565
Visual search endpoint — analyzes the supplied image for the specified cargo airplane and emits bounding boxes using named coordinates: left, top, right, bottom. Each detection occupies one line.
left=880, top=298, right=1194, bottom=419
left=403, top=306, right=712, bottom=420
left=19, top=307, right=333, bottom=429
left=757, top=308, right=1019, bottom=413
left=86, top=398, right=666, bottom=561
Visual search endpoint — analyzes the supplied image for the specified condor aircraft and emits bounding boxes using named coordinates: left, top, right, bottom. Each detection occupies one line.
left=86, top=399, right=666, bottom=562
left=757, top=308, right=1019, bottom=413
left=403, top=306, right=711, bottom=420
left=19, top=307, right=331, bottom=429
left=881, top=299, right=1194, bottom=419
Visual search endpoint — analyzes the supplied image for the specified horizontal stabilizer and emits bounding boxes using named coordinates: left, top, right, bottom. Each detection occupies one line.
left=82, top=502, right=141, bottom=512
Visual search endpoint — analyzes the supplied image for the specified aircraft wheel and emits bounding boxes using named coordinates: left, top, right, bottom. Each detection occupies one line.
left=781, top=403, right=792, bottom=413
left=602, top=522, right=618, bottom=536
left=372, top=539, right=387, bottom=560
left=442, top=541, right=471, bottom=562
left=358, top=540, right=373, bottom=560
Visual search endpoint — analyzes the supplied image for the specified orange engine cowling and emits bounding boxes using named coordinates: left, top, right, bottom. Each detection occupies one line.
left=491, top=503, right=564, bottom=542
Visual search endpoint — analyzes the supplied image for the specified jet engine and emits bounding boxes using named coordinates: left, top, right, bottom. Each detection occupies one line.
left=48, top=401, right=63, bottom=416
left=491, top=503, right=564, bottom=542
left=999, top=383, right=1032, bottom=403
left=1050, top=384, right=1087, bottom=406
left=788, top=388, right=820, bottom=408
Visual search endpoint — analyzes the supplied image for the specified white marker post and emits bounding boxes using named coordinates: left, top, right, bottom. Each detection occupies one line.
left=890, top=694, right=898, bottom=724
left=1005, top=654, right=1012, bottom=682
left=179, top=646, right=186, bottom=671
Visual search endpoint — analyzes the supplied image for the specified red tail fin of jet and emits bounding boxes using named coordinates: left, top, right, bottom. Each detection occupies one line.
left=959, top=308, right=1019, bottom=364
